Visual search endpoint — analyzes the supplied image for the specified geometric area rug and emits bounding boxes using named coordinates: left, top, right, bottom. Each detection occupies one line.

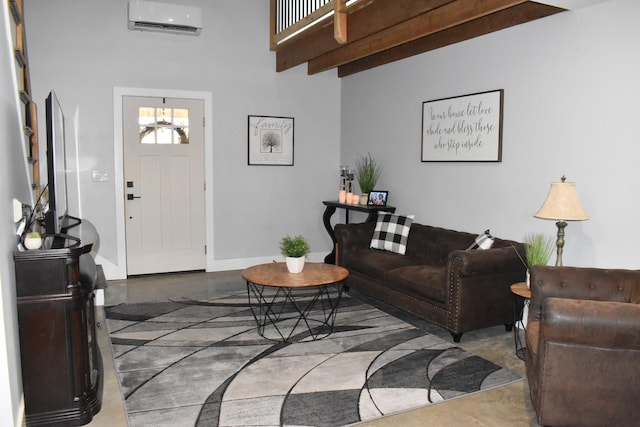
left=105, top=291, right=522, bottom=427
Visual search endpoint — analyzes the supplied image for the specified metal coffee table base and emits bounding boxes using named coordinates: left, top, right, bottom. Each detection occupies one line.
left=246, top=281, right=344, bottom=342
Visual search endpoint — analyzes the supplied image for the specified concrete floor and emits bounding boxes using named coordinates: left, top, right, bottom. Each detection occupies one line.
left=89, top=270, right=541, bottom=427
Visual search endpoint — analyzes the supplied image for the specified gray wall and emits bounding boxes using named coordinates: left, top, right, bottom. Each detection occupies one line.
left=0, top=3, right=36, bottom=422
left=341, top=0, right=639, bottom=269
left=25, top=0, right=341, bottom=277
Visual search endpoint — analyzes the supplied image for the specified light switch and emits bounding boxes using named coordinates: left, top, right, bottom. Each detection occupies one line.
left=12, top=199, right=23, bottom=222
left=93, top=171, right=109, bottom=182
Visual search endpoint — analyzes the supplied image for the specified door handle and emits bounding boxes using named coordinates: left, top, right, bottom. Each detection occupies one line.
left=127, top=194, right=142, bottom=200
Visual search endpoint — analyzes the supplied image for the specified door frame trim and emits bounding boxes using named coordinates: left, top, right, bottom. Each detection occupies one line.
left=108, top=87, right=213, bottom=279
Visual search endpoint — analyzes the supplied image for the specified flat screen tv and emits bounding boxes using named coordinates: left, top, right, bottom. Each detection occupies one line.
left=44, top=90, right=70, bottom=235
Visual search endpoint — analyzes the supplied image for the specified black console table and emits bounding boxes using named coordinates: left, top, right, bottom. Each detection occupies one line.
left=322, top=200, right=396, bottom=264
left=14, top=220, right=104, bottom=426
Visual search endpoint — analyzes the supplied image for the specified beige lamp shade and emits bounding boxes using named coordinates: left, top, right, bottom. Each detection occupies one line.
left=534, top=177, right=588, bottom=221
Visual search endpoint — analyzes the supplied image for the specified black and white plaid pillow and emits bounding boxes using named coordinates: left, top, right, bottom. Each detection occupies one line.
left=369, top=213, right=414, bottom=255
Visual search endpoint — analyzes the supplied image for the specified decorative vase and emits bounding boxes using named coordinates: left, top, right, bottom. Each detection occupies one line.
left=285, top=256, right=305, bottom=273
left=360, top=192, right=369, bottom=205
left=24, top=236, right=42, bottom=250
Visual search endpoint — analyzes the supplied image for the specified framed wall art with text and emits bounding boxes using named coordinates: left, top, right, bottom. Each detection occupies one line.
left=421, top=89, right=503, bottom=162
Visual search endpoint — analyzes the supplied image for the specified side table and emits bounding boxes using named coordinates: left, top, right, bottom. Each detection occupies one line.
left=510, top=282, right=531, bottom=360
left=322, top=200, right=396, bottom=264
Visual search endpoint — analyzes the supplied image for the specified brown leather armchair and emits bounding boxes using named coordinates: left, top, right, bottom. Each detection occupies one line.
left=525, top=265, right=640, bottom=427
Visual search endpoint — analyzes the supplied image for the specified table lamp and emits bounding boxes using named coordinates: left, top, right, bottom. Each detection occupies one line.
left=534, top=176, right=588, bottom=266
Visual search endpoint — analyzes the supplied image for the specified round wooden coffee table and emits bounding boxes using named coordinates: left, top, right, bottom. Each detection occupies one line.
left=241, top=262, right=349, bottom=342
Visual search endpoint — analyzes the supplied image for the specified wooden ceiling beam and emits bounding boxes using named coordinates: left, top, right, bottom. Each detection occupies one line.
left=275, top=0, right=454, bottom=72
left=307, top=0, right=531, bottom=75
left=337, top=2, right=565, bottom=77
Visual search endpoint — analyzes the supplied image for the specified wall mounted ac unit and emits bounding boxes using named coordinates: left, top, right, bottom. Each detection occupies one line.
left=128, top=1, right=202, bottom=35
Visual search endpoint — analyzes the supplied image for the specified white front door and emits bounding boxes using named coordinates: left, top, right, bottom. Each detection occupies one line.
left=123, top=96, right=205, bottom=275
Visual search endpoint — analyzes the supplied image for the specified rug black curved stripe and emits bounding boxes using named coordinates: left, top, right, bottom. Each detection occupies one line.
left=429, top=353, right=504, bottom=398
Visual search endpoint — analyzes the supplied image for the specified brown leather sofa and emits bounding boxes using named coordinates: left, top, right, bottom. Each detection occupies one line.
left=335, top=221, right=526, bottom=341
left=525, top=265, right=640, bottom=427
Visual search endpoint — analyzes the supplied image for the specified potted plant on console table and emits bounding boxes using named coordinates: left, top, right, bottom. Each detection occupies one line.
left=355, top=153, right=381, bottom=206
left=280, top=235, right=310, bottom=273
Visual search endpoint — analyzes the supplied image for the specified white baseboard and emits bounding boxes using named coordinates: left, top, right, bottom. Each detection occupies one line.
left=208, top=251, right=328, bottom=272
left=94, top=251, right=329, bottom=281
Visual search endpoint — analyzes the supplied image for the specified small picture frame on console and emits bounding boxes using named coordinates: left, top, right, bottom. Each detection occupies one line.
left=367, top=191, right=388, bottom=207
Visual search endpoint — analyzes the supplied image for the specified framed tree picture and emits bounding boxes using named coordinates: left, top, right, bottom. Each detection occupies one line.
left=421, top=89, right=504, bottom=162
left=248, top=115, right=294, bottom=165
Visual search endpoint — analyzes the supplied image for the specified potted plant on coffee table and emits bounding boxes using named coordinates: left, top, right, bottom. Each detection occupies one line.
left=280, top=235, right=310, bottom=273
left=355, top=153, right=381, bottom=206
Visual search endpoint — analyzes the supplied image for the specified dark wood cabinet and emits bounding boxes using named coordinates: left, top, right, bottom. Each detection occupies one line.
left=14, top=221, right=104, bottom=426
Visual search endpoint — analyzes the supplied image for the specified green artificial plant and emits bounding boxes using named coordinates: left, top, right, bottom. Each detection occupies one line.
left=280, top=235, right=310, bottom=258
left=524, top=233, right=555, bottom=269
left=355, top=153, right=382, bottom=194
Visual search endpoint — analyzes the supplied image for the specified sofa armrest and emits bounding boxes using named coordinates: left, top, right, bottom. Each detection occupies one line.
left=335, top=222, right=376, bottom=264
left=449, top=246, right=526, bottom=278
left=540, top=298, right=640, bottom=349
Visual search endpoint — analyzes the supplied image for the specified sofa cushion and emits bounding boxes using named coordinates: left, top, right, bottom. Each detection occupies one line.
left=387, top=265, right=447, bottom=303
left=343, top=249, right=418, bottom=281
left=370, top=213, right=414, bottom=255
left=404, top=224, right=475, bottom=265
